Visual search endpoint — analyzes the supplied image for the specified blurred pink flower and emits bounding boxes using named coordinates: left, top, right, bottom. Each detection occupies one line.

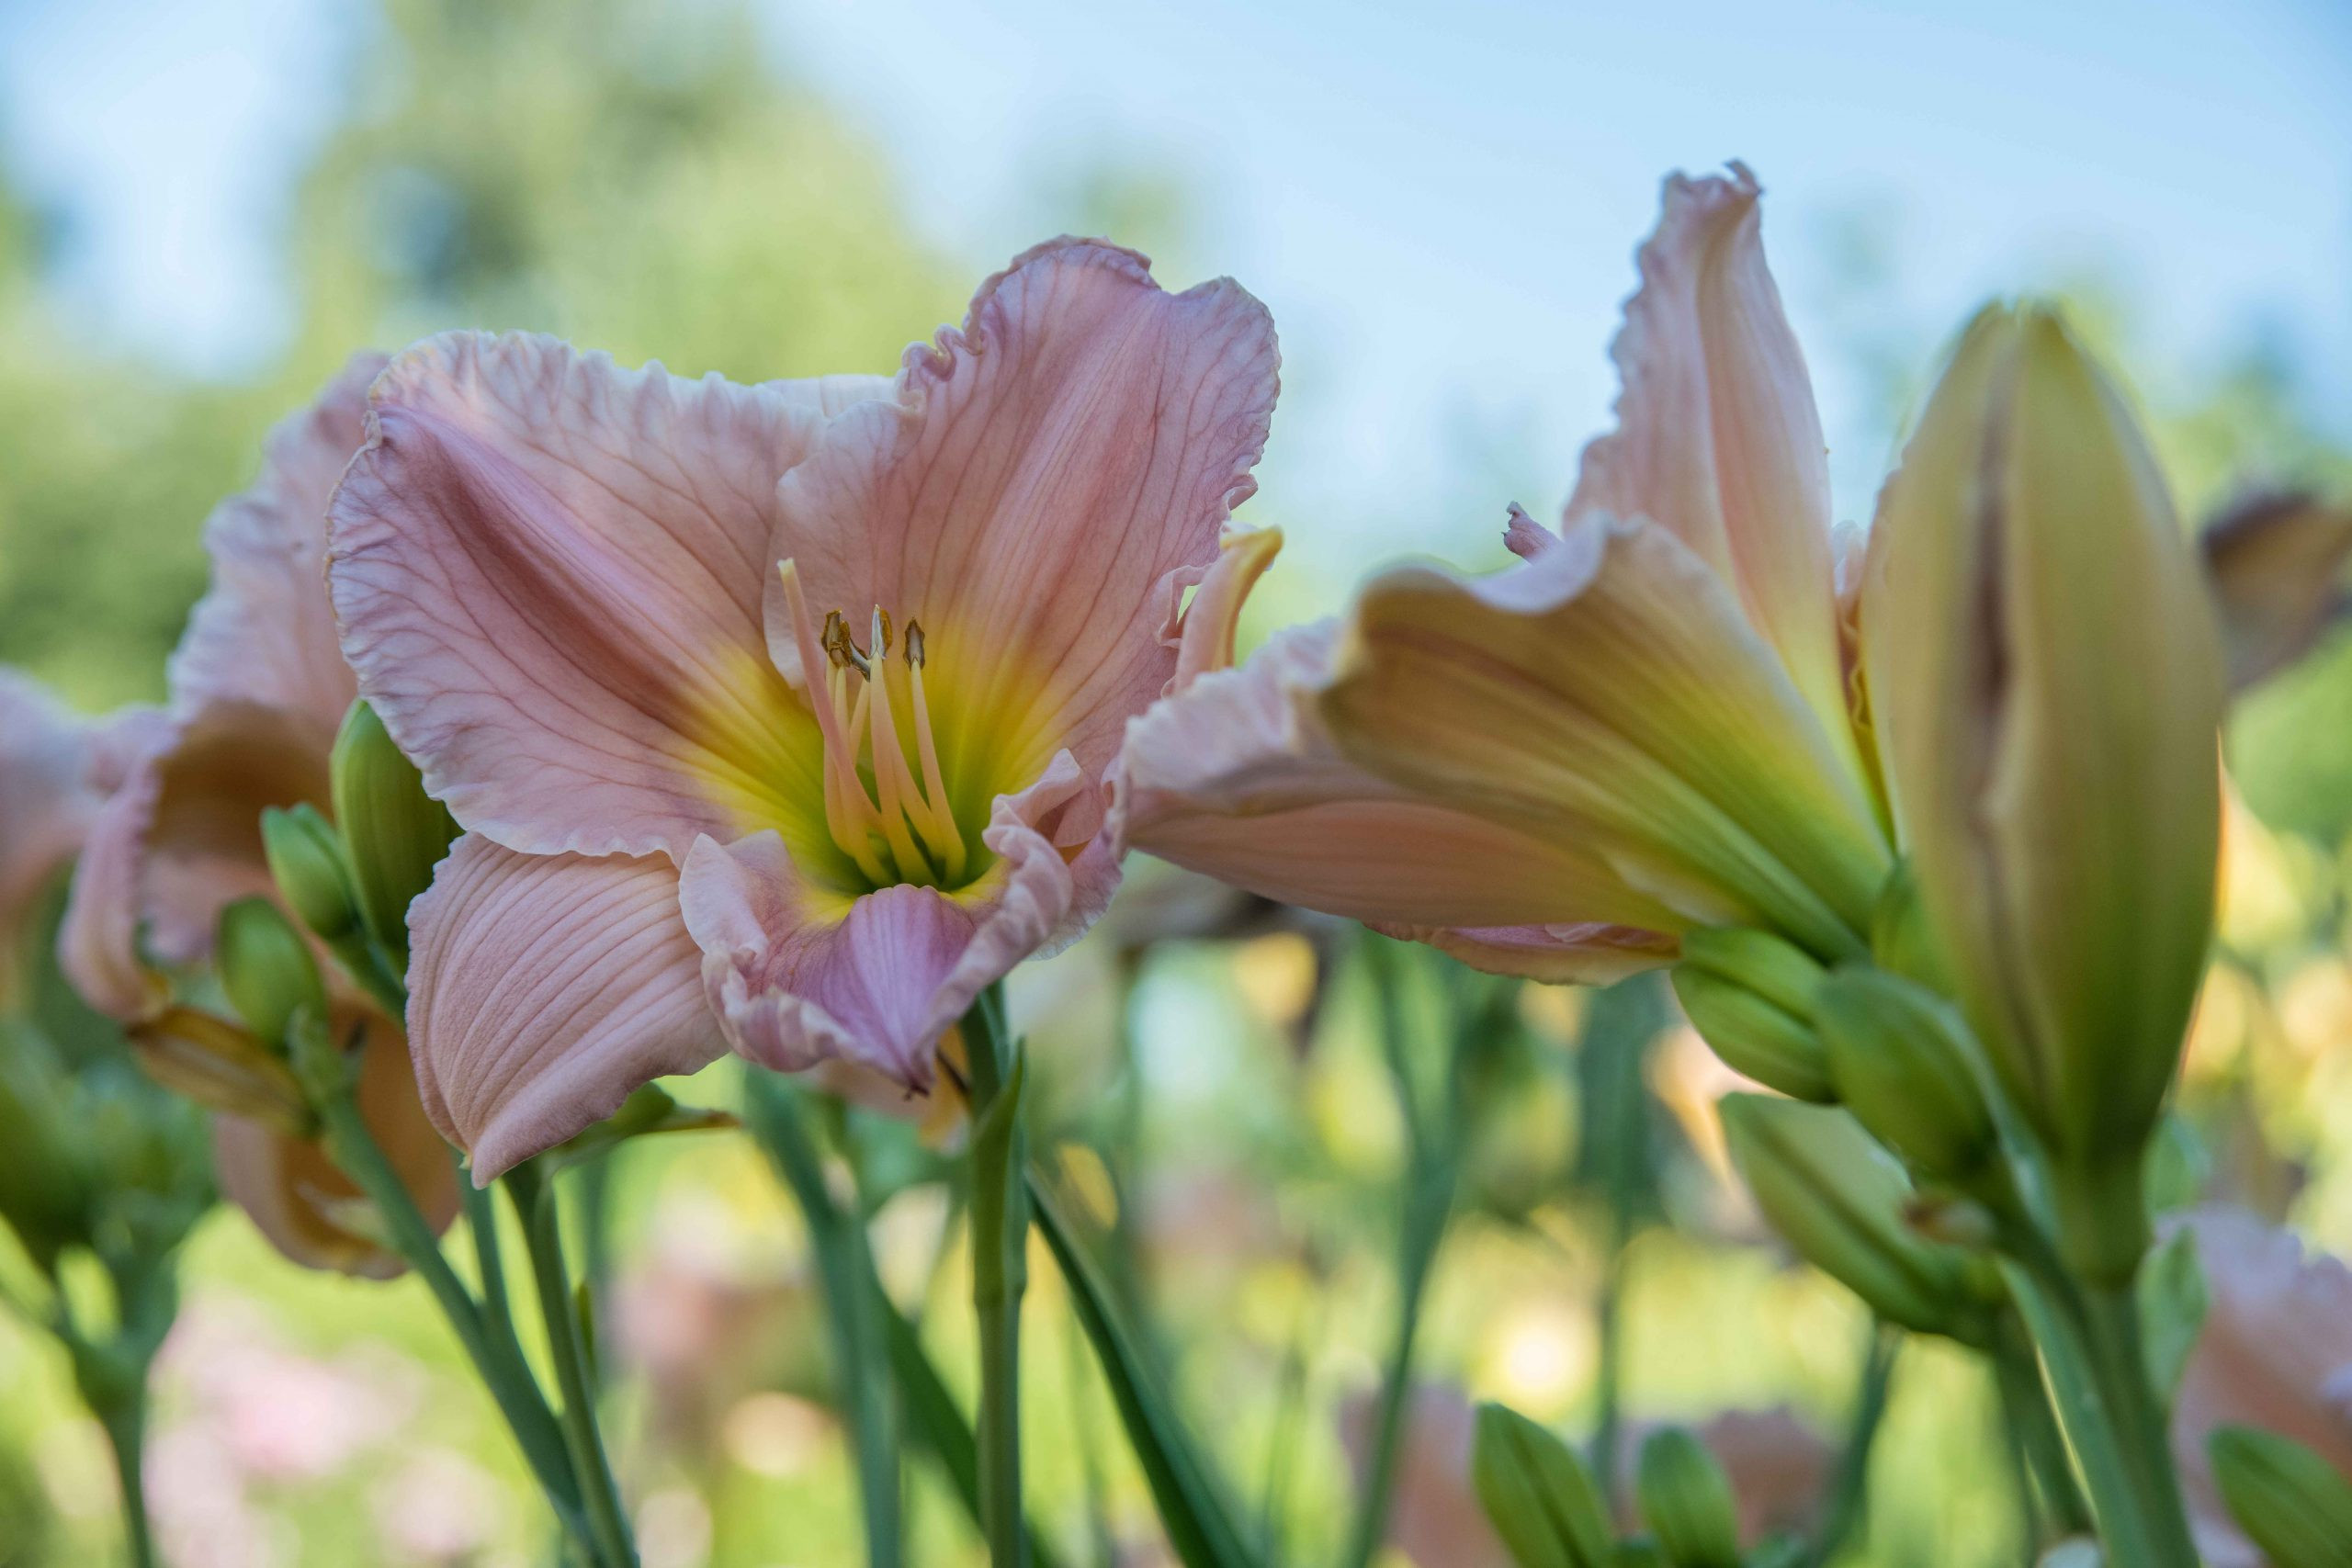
left=54, top=355, right=458, bottom=1276
left=157, top=1299, right=417, bottom=1483
left=0, top=671, right=159, bottom=996
left=2169, top=1207, right=2352, bottom=1567
left=1338, top=1383, right=1511, bottom=1568
left=325, top=240, right=1277, bottom=1176
left=371, top=1447, right=504, bottom=1563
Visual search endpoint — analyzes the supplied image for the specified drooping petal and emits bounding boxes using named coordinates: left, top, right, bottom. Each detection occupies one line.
left=683, top=750, right=1114, bottom=1088
left=56, top=749, right=166, bottom=1021
left=213, top=1009, right=458, bottom=1277
left=2199, top=491, right=2352, bottom=694
left=329, top=332, right=841, bottom=862
left=405, top=833, right=720, bottom=1179
left=1320, top=524, right=1891, bottom=959
left=768, top=238, right=1280, bottom=799
left=1566, top=165, right=1856, bottom=773
left=1167, top=525, right=1283, bottom=691
left=171, top=354, right=384, bottom=738
left=1114, top=622, right=1685, bottom=980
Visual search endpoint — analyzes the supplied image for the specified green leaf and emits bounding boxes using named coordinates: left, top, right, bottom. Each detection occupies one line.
left=878, top=1296, right=1065, bottom=1568
left=1469, top=1403, right=1613, bottom=1568
left=1029, top=1168, right=1260, bottom=1568
left=1634, top=1428, right=1741, bottom=1568
left=2137, top=1226, right=2207, bottom=1410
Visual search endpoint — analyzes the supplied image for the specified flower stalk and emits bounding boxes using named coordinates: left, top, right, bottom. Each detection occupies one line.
left=965, top=983, right=1030, bottom=1567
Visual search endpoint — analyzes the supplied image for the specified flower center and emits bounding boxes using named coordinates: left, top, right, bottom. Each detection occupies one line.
left=778, top=561, right=970, bottom=889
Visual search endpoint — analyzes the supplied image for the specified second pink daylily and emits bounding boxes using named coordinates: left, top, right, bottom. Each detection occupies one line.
left=328, top=239, right=1279, bottom=1176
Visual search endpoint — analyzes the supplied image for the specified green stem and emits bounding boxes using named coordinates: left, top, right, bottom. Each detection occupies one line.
left=2002, top=1255, right=2199, bottom=1568
left=314, top=1089, right=583, bottom=1534
left=965, top=983, right=1030, bottom=1568
left=1340, top=1167, right=1453, bottom=1568
left=96, top=1388, right=154, bottom=1568
left=1804, top=1325, right=1901, bottom=1567
left=505, top=1162, right=637, bottom=1568
left=741, top=1073, right=903, bottom=1568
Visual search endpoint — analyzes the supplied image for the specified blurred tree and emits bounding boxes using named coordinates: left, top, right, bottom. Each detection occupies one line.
left=0, top=0, right=961, bottom=711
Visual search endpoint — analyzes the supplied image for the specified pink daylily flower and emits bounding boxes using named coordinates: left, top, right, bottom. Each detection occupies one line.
left=1115, top=165, right=1889, bottom=979
left=57, top=355, right=457, bottom=1276
left=327, top=239, right=1279, bottom=1177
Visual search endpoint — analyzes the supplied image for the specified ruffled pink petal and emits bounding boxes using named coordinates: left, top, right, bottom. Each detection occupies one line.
left=1567, top=165, right=1855, bottom=769
left=171, top=354, right=383, bottom=739
left=1114, top=622, right=1685, bottom=976
left=405, top=833, right=721, bottom=1179
left=767, top=238, right=1280, bottom=782
left=683, top=752, right=1113, bottom=1089
left=56, top=747, right=166, bottom=1021
left=330, top=332, right=842, bottom=862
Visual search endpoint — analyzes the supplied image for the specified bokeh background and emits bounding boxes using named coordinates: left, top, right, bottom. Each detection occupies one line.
left=1, top=1, right=2347, bottom=1564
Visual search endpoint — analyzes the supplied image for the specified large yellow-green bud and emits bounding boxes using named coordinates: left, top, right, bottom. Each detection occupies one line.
left=330, top=700, right=458, bottom=963
left=1860, top=303, right=2222, bottom=1280
left=1671, top=929, right=1833, bottom=1103
left=262, top=803, right=364, bottom=942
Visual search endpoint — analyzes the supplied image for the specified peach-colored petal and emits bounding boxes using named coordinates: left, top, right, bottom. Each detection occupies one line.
left=214, top=1009, right=458, bottom=1277
left=405, top=833, right=721, bottom=1179
left=172, top=354, right=383, bottom=739
left=683, top=751, right=1113, bottom=1089
left=56, top=747, right=169, bottom=1020
left=1321, top=523, right=1890, bottom=958
left=329, top=332, right=839, bottom=862
left=1566, top=165, right=1854, bottom=772
left=767, top=238, right=1279, bottom=790
left=1168, top=525, right=1283, bottom=691
left=2169, top=1208, right=2352, bottom=1566
left=1114, top=621, right=1683, bottom=977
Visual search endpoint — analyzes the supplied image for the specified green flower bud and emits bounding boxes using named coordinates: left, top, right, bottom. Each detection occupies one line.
left=331, top=700, right=459, bottom=963
left=1635, top=1428, right=1742, bottom=1568
left=215, top=897, right=328, bottom=1050
left=1862, top=304, right=2221, bottom=1280
left=1815, top=966, right=1996, bottom=1183
left=1678, top=929, right=1826, bottom=1018
left=1671, top=964, right=1833, bottom=1103
left=1719, top=1093, right=1991, bottom=1344
left=1868, top=861, right=1951, bottom=993
left=1471, top=1402, right=1613, bottom=1568
left=262, top=803, right=363, bottom=942
left=2208, top=1426, right=2352, bottom=1568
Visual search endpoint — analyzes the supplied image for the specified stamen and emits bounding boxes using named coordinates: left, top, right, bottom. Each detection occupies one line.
left=776, top=563, right=971, bottom=888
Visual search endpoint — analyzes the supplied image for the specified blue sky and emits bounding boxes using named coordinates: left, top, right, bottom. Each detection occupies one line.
left=3, top=0, right=2346, bottom=579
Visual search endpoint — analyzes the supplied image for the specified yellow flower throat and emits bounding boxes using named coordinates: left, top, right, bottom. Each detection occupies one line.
left=779, top=561, right=969, bottom=889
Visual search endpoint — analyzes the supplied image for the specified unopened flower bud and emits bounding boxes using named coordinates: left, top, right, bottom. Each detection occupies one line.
left=1867, top=861, right=1951, bottom=993
left=1719, top=1093, right=1990, bottom=1344
left=1671, top=961, right=1832, bottom=1104
left=1635, top=1427, right=1742, bottom=1568
left=1471, top=1402, right=1612, bottom=1568
left=262, top=803, right=363, bottom=942
left=331, top=700, right=458, bottom=963
left=1815, top=966, right=1996, bottom=1184
left=129, top=1005, right=312, bottom=1135
left=216, top=897, right=329, bottom=1050
left=1861, top=303, right=2222, bottom=1280
left=2207, top=1426, right=2352, bottom=1568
